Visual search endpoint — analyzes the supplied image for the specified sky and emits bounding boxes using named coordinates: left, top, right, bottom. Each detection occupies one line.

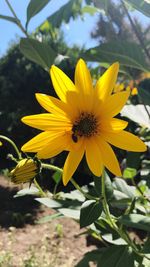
left=0, top=0, right=99, bottom=57
left=0, top=0, right=150, bottom=57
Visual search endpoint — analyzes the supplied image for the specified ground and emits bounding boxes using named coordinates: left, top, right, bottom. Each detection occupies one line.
left=0, top=176, right=97, bottom=267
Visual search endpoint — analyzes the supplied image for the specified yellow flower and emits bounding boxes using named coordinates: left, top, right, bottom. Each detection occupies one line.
left=114, top=83, right=138, bottom=96
left=21, top=59, right=146, bottom=185
left=10, top=158, right=39, bottom=184
left=0, top=141, right=2, bottom=146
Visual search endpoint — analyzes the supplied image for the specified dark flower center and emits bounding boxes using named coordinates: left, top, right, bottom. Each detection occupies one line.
left=72, top=112, right=99, bottom=142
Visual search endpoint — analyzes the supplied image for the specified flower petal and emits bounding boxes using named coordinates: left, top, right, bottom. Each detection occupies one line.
left=102, top=130, right=147, bottom=152
left=37, top=133, right=70, bottom=159
left=50, top=65, right=76, bottom=102
left=98, top=91, right=130, bottom=118
left=63, top=148, right=84, bottom=186
left=85, top=138, right=103, bottom=176
left=21, top=131, right=64, bottom=152
left=75, top=58, right=94, bottom=111
left=100, top=118, right=128, bottom=133
left=35, top=93, right=73, bottom=118
left=95, top=62, right=119, bottom=101
left=96, top=136, right=122, bottom=176
left=21, top=114, right=72, bottom=131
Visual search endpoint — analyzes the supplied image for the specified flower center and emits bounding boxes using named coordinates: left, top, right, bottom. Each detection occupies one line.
left=72, top=112, right=99, bottom=142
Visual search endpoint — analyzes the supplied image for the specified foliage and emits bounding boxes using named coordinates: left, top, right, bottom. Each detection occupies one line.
left=1, top=0, right=150, bottom=266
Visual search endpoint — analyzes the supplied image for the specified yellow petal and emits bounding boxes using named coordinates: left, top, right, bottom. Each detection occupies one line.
left=96, top=136, right=122, bottom=176
left=100, top=118, right=128, bottom=133
left=102, top=130, right=147, bottom=152
left=21, top=114, right=72, bottom=131
left=63, top=148, right=84, bottom=186
left=98, top=91, right=130, bottom=118
left=37, top=133, right=70, bottom=159
left=35, top=93, right=74, bottom=118
left=95, top=62, right=119, bottom=101
left=85, top=138, right=103, bottom=176
left=75, top=58, right=94, bottom=111
left=50, top=65, right=76, bottom=102
left=21, top=131, right=64, bottom=152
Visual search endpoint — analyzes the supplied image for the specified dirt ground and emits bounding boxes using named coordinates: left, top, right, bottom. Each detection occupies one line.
left=0, top=176, right=97, bottom=267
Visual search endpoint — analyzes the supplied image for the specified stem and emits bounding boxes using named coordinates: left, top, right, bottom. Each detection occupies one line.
left=41, top=163, right=97, bottom=200
left=5, top=0, right=28, bottom=37
left=0, top=135, right=21, bottom=159
left=34, top=178, right=46, bottom=197
left=101, top=169, right=146, bottom=257
left=121, top=0, right=150, bottom=61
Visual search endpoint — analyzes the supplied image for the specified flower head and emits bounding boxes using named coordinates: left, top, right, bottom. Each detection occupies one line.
left=21, top=59, right=146, bottom=185
left=10, top=158, right=39, bottom=184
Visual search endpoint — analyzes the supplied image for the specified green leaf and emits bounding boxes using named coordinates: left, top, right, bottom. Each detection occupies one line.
left=20, top=38, right=57, bottom=71
left=52, top=171, right=61, bottom=184
left=80, top=200, right=103, bottom=228
left=14, top=186, right=39, bottom=197
left=36, top=213, right=63, bottom=224
left=118, top=214, right=150, bottom=232
left=58, top=208, right=80, bottom=220
left=125, top=0, right=150, bottom=17
left=104, top=172, right=114, bottom=200
left=47, top=0, right=82, bottom=28
left=35, top=197, right=62, bottom=208
left=123, top=167, right=137, bottom=179
left=113, top=178, right=134, bottom=199
left=97, top=245, right=134, bottom=267
left=0, top=15, right=19, bottom=25
left=142, top=237, right=150, bottom=254
left=82, top=41, right=149, bottom=71
left=75, top=249, right=104, bottom=267
left=26, top=0, right=51, bottom=28
left=138, top=79, right=150, bottom=106
left=82, top=5, right=102, bottom=15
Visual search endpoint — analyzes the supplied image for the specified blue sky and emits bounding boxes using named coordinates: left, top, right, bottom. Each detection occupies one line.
left=0, top=0, right=149, bottom=57
left=0, top=0, right=99, bottom=56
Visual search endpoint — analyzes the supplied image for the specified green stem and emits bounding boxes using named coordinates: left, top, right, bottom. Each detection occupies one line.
left=5, top=0, right=29, bottom=37
left=41, top=163, right=97, bottom=200
left=34, top=178, right=46, bottom=197
left=101, top=169, right=145, bottom=257
left=0, top=135, right=21, bottom=159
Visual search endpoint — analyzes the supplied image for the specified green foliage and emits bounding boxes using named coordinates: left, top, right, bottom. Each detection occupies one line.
left=124, top=0, right=150, bottom=17
left=82, top=41, right=149, bottom=71
left=47, top=0, right=82, bottom=28
left=118, top=214, right=150, bottom=232
left=138, top=79, right=150, bottom=106
left=20, top=38, right=57, bottom=71
left=0, top=15, right=19, bottom=25
left=26, top=0, right=51, bottom=28
left=80, top=200, right=103, bottom=227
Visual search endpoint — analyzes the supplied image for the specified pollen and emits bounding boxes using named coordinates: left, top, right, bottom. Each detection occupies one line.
left=72, top=112, right=99, bottom=139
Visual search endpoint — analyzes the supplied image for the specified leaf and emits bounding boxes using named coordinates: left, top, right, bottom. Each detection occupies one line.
left=82, top=41, right=149, bottom=72
left=52, top=171, right=61, bottom=184
left=121, top=104, right=150, bottom=128
left=82, top=5, right=102, bottom=15
left=47, top=0, right=82, bottom=28
left=113, top=178, right=135, bottom=199
left=36, top=213, right=63, bottom=224
left=58, top=208, right=80, bottom=220
left=123, top=167, right=137, bottom=179
left=80, top=200, right=103, bottom=228
left=75, top=249, right=104, bottom=267
left=14, top=186, right=39, bottom=197
left=102, top=233, right=127, bottom=245
left=142, top=237, right=150, bottom=253
left=0, top=15, right=19, bottom=25
left=104, top=172, right=114, bottom=200
left=118, top=214, right=150, bottom=232
left=138, top=79, right=150, bottom=106
left=125, top=0, right=150, bottom=17
left=97, top=245, right=134, bottom=267
left=20, top=38, right=57, bottom=71
left=26, top=0, right=51, bottom=28
left=35, top=197, right=62, bottom=208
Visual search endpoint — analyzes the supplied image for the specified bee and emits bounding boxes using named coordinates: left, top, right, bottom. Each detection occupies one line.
left=72, top=133, right=78, bottom=143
